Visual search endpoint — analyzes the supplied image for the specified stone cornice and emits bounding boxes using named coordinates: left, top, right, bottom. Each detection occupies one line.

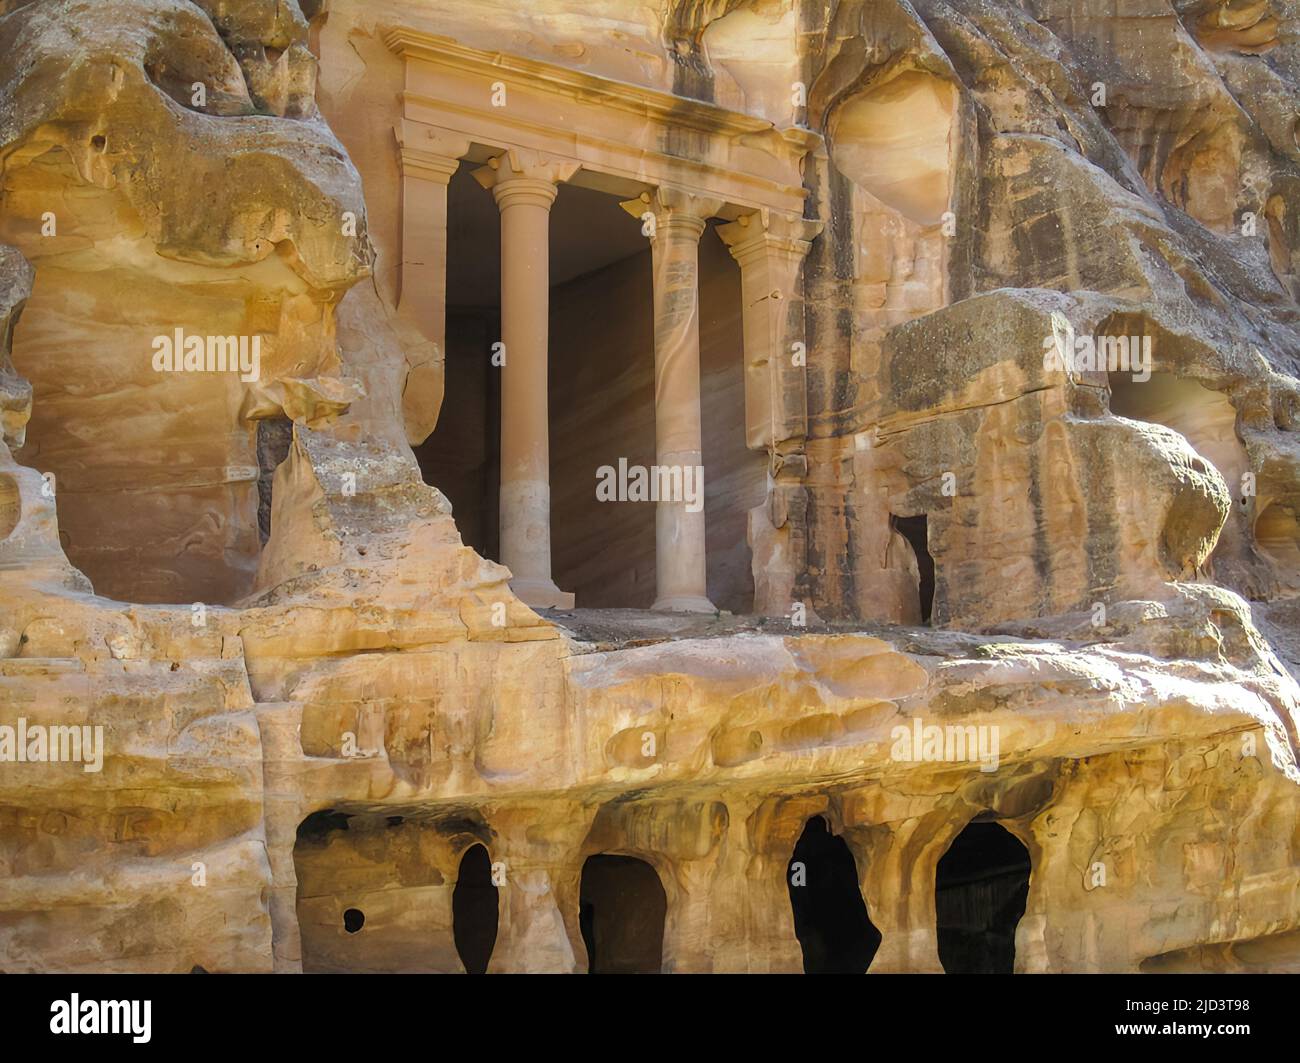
left=385, top=28, right=789, bottom=141
left=383, top=27, right=823, bottom=220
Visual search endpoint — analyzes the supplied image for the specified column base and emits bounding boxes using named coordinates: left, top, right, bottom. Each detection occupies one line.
left=652, top=594, right=717, bottom=614
left=510, top=576, right=575, bottom=610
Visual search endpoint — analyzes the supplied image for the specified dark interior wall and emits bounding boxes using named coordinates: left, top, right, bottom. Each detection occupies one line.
left=549, top=250, right=658, bottom=607
left=579, top=854, right=667, bottom=973
left=698, top=226, right=767, bottom=613
left=548, top=228, right=763, bottom=611
left=935, top=821, right=1031, bottom=974
left=413, top=309, right=500, bottom=561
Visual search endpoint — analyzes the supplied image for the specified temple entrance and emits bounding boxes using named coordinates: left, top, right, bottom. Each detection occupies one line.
left=786, top=816, right=881, bottom=973
left=935, top=820, right=1031, bottom=974
left=578, top=854, right=667, bottom=973
left=387, top=31, right=815, bottom=614
left=452, top=843, right=499, bottom=974
left=410, top=160, right=759, bottom=612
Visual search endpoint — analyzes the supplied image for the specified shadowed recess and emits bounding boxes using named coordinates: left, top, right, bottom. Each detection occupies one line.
left=935, top=821, right=1030, bottom=974
left=786, top=816, right=881, bottom=973
left=891, top=513, right=934, bottom=624
left=579, top=854, right=667, bottom=973
left=452, top=843, right=499, bottom=974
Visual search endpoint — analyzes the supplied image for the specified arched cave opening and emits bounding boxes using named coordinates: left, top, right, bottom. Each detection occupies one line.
left=891, top=513, right=934, bottom=624
left=293, top=810, right=467, bottom=973
left=1107, top=370, right=1245, bottom=500
left=452, top=842, right=499, bottom=974
left=935, top=820, right=1031, bottom=974
left=296, top=808, right=351, bottom=841
left=786, top=816, right=881, bottom=973
left=1254, top=501, right=1300, bottom=587
left=578, top=854, right=667, bottom=973
left=411, top=163, right=759, bottom=611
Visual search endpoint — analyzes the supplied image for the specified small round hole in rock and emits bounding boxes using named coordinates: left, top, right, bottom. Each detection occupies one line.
left=343, top=908, right=365, bottom=934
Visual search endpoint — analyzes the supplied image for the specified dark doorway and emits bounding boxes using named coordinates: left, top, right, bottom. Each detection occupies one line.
left=578, top=854, right=667, bottom=973
left=452, top=843, right=499, bottom=974
left=786, top=816, right=881, bottom=973
left=891, top=514, right=934, bottom=624
left=935, top=821, right=1031, bottom=974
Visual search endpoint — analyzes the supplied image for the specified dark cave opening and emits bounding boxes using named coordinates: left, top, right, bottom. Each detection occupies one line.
left=935, top=820, right=1031, bottom=974
left=296, top=809, right=350, bottom=842
left=578, top=854, right=667, bottom=973
left=786, top=816, right=881, bottom=973
left=452, top=843, right=499, bottom=974
left=255, top=414, right=293, bottom=546
left=891, top=513, right=934, bottom=624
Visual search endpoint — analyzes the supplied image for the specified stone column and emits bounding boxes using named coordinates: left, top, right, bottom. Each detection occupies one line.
left=393, top=120, right=469, bottom=442
left=252, top=701, right=307, bottom=974
left=716, top=210, right=822, bottom=616
left=715, top=209, right=822, bottom=452
left=475, top=152, right=578, bottom=610
left=621, top=188, right=723, bottom=613
left=485, top=801, right=595, bottom=973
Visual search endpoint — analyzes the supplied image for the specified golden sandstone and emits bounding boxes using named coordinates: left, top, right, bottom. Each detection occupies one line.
left=0, top=0, right=1297, bottom=976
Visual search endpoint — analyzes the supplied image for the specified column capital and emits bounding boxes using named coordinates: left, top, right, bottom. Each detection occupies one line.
left=393, top=120, right=469, bottom=183
left=472, top=148, right=580, bottom=209
left=714, top=209, right=819, bottom=458
left=620, top=186, right=724, bottom=242
left=716, top=209, right=823, bottom=264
